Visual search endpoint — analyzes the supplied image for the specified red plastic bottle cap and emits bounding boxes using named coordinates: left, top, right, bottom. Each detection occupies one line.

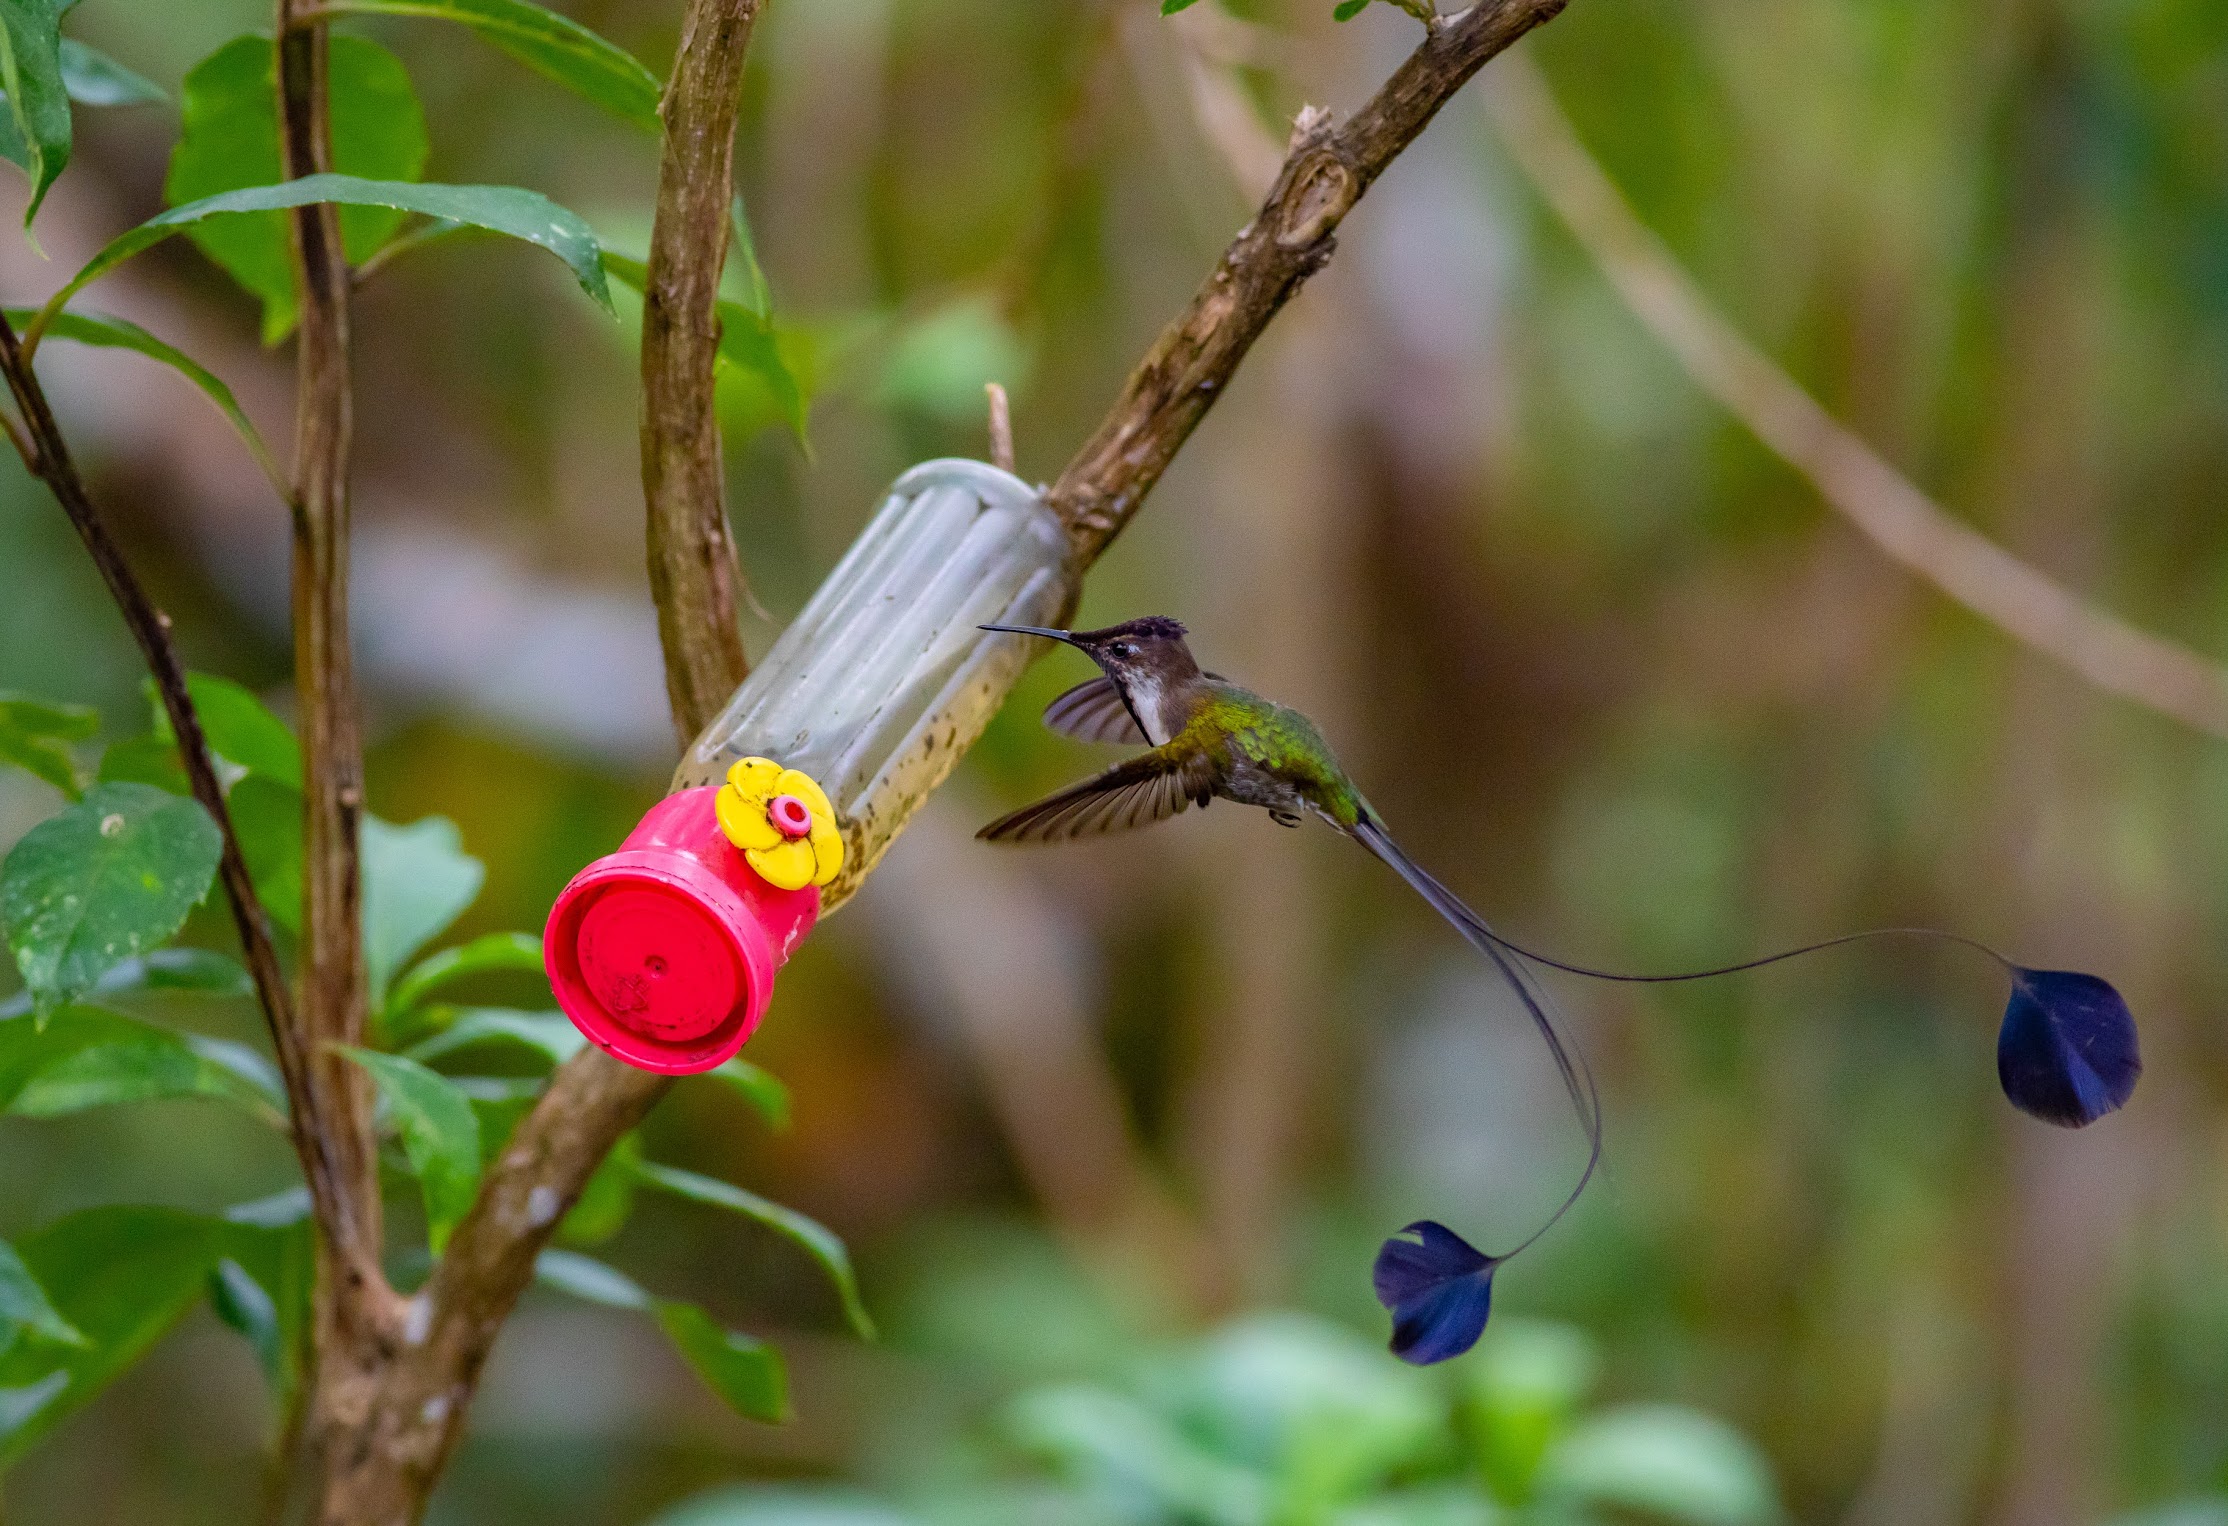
left=544, top=786, right=819, bottom=1074
left=767, top=794, right=813, bottom=839
left=576, top=885, right=740, bottom=1044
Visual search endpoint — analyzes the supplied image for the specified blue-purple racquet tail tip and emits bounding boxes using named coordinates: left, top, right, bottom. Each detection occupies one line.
left=1998, top=966, right=2140, bottom=1128
left=1374, top=1220, right=1500, bottom=1365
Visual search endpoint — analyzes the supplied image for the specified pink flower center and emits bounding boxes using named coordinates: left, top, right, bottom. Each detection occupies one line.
left=767, top=794, right=814, bottom=839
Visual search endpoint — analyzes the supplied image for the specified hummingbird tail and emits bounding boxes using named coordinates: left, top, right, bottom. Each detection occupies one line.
left=1350, top=815, right=1601, bottom=1264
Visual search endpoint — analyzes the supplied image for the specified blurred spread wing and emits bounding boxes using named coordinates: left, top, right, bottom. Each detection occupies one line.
left=1042, top=677, right=1145, bottom=745
left=1041, top=673, right=1228, bottom=745
left=977, top=747, right=1216, bottom=843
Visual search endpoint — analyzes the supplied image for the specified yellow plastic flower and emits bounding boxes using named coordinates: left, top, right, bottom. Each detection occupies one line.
left=715, top=757, right=844, bottom=892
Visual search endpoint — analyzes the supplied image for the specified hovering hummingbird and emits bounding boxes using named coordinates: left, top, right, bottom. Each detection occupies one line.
left=977, top=617, right=2142, bottom=1366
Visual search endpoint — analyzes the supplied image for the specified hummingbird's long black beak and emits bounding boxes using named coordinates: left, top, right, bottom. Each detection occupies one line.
left=980, top=623, right=1078, bottom=646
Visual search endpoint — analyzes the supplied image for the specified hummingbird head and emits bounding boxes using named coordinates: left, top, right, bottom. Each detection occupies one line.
left=981, top=616, right=1204, bottom=694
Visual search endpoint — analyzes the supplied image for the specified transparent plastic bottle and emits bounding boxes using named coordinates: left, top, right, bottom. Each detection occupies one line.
left=548, top=458, right=1077, bottom=1072
left=673, top=457, right=1075, bottom=907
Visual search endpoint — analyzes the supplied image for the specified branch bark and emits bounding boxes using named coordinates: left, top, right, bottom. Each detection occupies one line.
left=272, top=5, right=405, bottom=1518
left=1047, top=0, right=1569, bottom=558
left=642, top=0, right=764, bottom=748
left=296, top=3, right=765, bottom=1517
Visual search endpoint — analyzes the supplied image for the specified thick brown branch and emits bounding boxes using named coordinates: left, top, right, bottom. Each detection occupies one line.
left=1048, top=0, right=1567, bottom=559
left=0, top=313, right=324, bottom=1241
left=642, top=0, right=764, bottom=748
left=274, top=7, right=401, bottom=1520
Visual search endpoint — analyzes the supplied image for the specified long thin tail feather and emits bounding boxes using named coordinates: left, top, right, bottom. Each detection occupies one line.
left=1351, top=815, right=1601, bottom=1262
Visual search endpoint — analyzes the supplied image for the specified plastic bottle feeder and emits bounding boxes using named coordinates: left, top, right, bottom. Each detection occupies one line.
left=546, top=460, right=1077, bottom=1074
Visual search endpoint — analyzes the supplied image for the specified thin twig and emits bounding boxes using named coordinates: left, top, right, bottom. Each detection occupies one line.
left=0, top=311, right=323, bottom=1219
left=1484, top=51, right=2228, bottom=738
left=986, top=381, right=1015, bottom=473
left=1045, top=0, right=1570, bottom=559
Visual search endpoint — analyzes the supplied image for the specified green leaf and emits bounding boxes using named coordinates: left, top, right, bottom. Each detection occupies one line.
left=361, top=815, right=485, bottom=1007
left=0, top=1002, right=280, bottom=1118
left=535, top=1249, right=787, bottom=1423
left=0, top=946, right=253, bottom=1018
left=96, top=734, right=187, bottom=795
left=164, top=33, right=429, bottom=343
left=728, top=193, right=770, bottom=318
left=57, top=38, right=163, bottom=106
left=1540, top=1404, right=1783, bottom=1526
left=1, top=783, right=222, bottom=1014
left=604, top=251, right=808, bottom=443
left=0, top=0, right=70, bottom=231
left=338, top=1046, right=482, bottom=1250
left=0, top=308, right=283, bottom=494
left=48, top=170, right=616, bottom=352
left=706, top=1056, right=789, bottom=1130
left=208, top=1212, right=312, bottom=1414
left=386, top=930, right=545, bottom=1022
left=875, top=294, right=1030, bottom=425
left=404, top=1007, right=581, bottom=1068
left=654, top=1299, right=787, bottom=1424
left=0, top=691, right=95, bottom=799
left=558, top=1131, right=638, bottom=1246
left=229, top=775, right=301, bottom=936
left=0, top=1206, right=238, bottom=1465
left=534, top=1247, right=648, bottom=1309
left=207, top=1258, right=281, bottom=1381
left=178, top=674, right=300, bottom=790
left=632, top=1160, right=874, bottom=1340
left=0, top=1236, right=83, bottom=1346
left=1007, top=1384, right=1266, bottom=1524
left=1161, top=0, right=1205, bottom=11
left=1461, top=1319, right=1601, bottom=1505
left=1332, top=0, right=1371, bottom=18
left=321, top=0, right=660, bottom=131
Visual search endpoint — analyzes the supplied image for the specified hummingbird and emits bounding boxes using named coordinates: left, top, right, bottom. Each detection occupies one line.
left=977, top=617, right=2142, bottom=1366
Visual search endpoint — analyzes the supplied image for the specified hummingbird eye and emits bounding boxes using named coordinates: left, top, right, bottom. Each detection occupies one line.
left=1110, top=642, right=1134, bottom=658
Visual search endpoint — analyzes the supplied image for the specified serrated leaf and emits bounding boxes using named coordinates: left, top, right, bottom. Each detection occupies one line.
left=654, top=1299, right=787, bottom=1423
left=0, top=1236, right=83, bottom=1346
left=0, top=691, right=94, bottom=799
left=0, top=1206, right=237, bottom=1465
left=604, top=251, right=808, bottom=443
left=705, top=1056, right=789, bottom=1130
left=632, top=1160, right=873, bottom=1340
left=57, top=38, right=162, bottom=106
left=339, top=1046, right=482, bottom=1250
left=361, top=815, right=485, bottom=1008
left=404, top=1007, right=581, bottom=1068
left=321, top=0, right=660, bottom=130
left=39, top=172, right=614, bottom=355
left=0, top=0, right=70, bottom=231
left=0, top=783, right=222, bottom=1014
left=0, top=308, right=281, bottom=494
left=164, top=33, right=428, bottom=343
left=385, top=930, right=545, bottom=1023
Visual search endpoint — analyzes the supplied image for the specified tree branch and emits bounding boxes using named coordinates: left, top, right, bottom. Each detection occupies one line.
left=642, top=0, right=764, bottom=749
left=1483, top=51, right=2228, bottom=738
left=0, top=312, right=327, bottom=1257
left=1047, top=0, right=1569, bottom=558
left=271, top=2, right=404, bottom=1517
